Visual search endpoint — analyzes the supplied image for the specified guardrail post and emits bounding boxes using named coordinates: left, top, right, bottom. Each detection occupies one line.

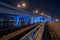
left=29, top=32, right=36, bottom=40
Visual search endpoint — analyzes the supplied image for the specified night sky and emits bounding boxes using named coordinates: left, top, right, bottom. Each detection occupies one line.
left=0, top=0, right=60, bottom=20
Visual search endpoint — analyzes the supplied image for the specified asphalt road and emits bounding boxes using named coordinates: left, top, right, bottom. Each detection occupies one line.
left=47, top=21, right=60, bottom=40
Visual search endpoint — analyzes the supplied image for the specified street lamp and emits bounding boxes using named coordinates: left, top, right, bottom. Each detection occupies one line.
left=33, top=10, right=39, bottom=13
left=22, top=3, right=26, bottom=8
left=55, top=19, right=59, bottom=21
left=41, top=13, right=44, bottom=15
left=35, top=10, right=39, bottom=13
left=17, top=4, right=21, bottom=8
left=17, top=1, right=27, bottom=9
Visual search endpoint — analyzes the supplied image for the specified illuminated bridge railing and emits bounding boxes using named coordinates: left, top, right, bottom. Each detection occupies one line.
left=0, top=23, right=40, bottom=40
left=20, top=22, right=45, bottom=40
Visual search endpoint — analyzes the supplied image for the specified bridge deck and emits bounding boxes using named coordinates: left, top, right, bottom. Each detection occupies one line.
left=46, top=21, right=60, bottom=40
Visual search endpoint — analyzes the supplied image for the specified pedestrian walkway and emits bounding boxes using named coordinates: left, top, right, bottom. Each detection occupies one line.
left=46, top=21, right=60, bottom=40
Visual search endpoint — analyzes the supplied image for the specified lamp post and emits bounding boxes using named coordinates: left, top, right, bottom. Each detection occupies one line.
left=33, top=10, right=39, bottom=14
left=17, top=1, right=27, bottom=9
left=17, top=4, right=21, bottom=8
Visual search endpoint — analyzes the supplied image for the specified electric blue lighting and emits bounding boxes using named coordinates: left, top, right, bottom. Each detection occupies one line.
left=0, top=13, right=52, bottom=28
left=14, top=16, right=19, bottom=27
left=13, top=16, right=30, bottom=26
left=39, top=16, right=44, bottom=22
left=30, top=17, right=34, bottom=24
left=45, top=17, right=51, bottom=21
left=23, top=16, right=29, bottom=25
left=36, top=16, right=42, bottom=22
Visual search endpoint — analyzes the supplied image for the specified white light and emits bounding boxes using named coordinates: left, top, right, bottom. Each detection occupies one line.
left=41, top=13, right=44, bottom=15
left=55, top=19, right=59, bottom=21
left=17, top=4, right=21, bottom=7
left=22, top=3, right=26, bottom=7
left=35, top=10, right=39, bottom=13
left=41, top=20, right=43, bottom=22
left=34, top=20, right=36, bottom=23
left=33, top=10, right=39, bottom=13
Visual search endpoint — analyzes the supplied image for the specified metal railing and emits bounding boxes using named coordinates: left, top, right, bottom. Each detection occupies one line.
left=0, top=23, right=39, bottom=40
left=20, top=22, right=45, bottom=40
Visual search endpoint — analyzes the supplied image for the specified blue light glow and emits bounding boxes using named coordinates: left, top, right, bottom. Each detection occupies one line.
left=14, top=16, right=19, bottom=26
left=45, top=17, right=51, bottom=21
left=30, top=17, right=34, bottom=24
left=39, top=16, right=44, bottom=22
left=23, top=16, right=29, bottom=25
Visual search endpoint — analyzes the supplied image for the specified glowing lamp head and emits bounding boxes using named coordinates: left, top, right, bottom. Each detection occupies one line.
left=55, top=19, right=59, bottom=21
left=35, top=10, right=39, bottom=13
left=33, top=10, right=39, bottom=13
left=41, top=13, right=44, bottom=15
left=17, top=4, right=21, bottom=8
left=22, top=3, right=26, bottom=7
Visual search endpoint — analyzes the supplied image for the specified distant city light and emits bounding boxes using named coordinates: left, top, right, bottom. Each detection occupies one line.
left=35, top=10, right=39, bottom=13
left=41, top=13, right=44, bottom=15
left=55, top=19, right=59, bottom=21
left=47, top=16, right=51, bottom=18
left=45, top=15, right=47, bottom=16
left=34, top=19, right=36, bottom=23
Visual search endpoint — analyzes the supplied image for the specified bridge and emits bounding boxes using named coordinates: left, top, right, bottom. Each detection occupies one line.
left=0, top=2, right=60, bottom=40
